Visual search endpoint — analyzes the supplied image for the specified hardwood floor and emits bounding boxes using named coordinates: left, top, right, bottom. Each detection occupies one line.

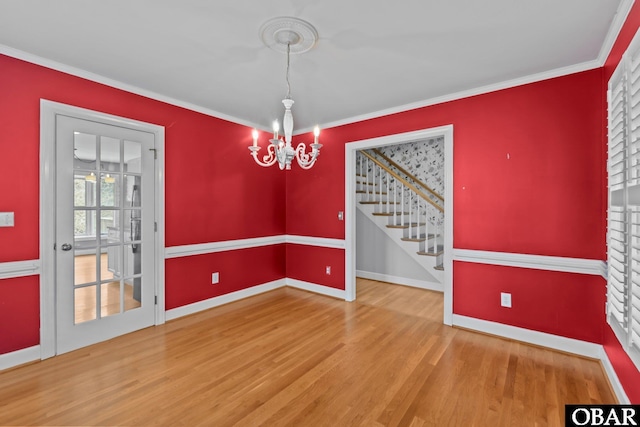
left=0, top=279, right=615, bottom=426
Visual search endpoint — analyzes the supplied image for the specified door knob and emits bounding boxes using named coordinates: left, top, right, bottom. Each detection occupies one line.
left=61, top=243, right=73, bottom=251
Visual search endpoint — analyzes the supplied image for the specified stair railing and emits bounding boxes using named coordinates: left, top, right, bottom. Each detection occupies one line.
left=358, top=151, right=444, bottom=255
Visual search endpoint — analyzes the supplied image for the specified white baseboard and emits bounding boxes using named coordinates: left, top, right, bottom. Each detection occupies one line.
left=452, top=314, right=602, bottom=359
left=599, top=347, right=631, bottom=404
left=286, top=278, right=347, bottom=300
left=165, top=279, right=287, bottom=321
left=165, top=277, right=347, bottom=321
left=356, top=270, right=443, bottom=292
left=0, top=345, right=40, bottom=372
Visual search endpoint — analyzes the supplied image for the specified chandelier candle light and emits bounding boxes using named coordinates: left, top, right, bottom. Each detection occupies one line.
left=249, top=17, right=322, bottom=170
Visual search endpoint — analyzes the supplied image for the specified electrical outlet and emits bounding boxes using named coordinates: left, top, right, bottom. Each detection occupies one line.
left=212, top=272, right=219, bottom=284
left=500, top=292, right=512, bottom=308
left=326, top=266, right=331, bottom=275
left=0, top=212, right=14, bottom=227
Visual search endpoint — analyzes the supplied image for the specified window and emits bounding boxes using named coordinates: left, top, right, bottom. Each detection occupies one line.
left=607, top=29, right=640, bottom=371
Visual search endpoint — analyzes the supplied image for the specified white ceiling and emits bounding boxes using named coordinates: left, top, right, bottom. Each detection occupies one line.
left=0, top=0, right=628, bottom=131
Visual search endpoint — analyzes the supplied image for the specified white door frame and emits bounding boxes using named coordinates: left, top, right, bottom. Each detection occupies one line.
left=39, top=100, right=166, bottom=359
left=344, top=125, right=454, bottom=325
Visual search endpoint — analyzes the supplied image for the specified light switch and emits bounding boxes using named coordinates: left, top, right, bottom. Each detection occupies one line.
left=0, top=212, right=14, bottom=227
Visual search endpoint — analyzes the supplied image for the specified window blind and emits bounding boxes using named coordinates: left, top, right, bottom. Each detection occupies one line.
left=607, top=28, right=640, bottom=371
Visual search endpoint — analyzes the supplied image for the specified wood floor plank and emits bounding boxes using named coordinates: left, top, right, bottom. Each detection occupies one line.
left=0, top=279, right=616, bottom=426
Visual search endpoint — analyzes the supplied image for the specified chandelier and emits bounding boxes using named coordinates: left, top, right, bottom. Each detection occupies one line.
left=249, top=17, right=322, bottom=170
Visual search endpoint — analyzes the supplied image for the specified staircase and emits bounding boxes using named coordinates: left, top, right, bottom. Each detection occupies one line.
left=356, top=149, right=445, bottom=286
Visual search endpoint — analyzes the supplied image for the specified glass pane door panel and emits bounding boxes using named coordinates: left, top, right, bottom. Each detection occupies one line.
left=124, top=140, right=142, bottom=173
left=124, top=244, right=142, bottom=276
left=100, top=136, right=121, bottom=172
left=124, top=175, right=141, bottom=207
left=124, top=210, right=141, bottom=243
left=74, top=210, right=96, bottom=241
left=74, top=132, right=97, bottom=170
left=101, top=281, right=122, bottom=318
left=100, top=252, right=117, bottom=281
left=104, top=246, right=121, bottom=279
left=74, top=175, right=96, bottom=207
left=100, top=175, right=120, bottom=207
left=75, top=285, right=97, bottom=324
left=74, top=253, right=97, bottom=286
left=100, top=209, right=120, bottom=236
left=125, top=288, right=142, bottom=312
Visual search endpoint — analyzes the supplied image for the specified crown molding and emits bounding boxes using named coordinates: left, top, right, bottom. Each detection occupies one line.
left=597, top=0, right=636, bottom=66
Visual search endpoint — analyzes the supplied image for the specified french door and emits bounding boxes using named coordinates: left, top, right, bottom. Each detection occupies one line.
left=55, top=114, right=156, bottom=354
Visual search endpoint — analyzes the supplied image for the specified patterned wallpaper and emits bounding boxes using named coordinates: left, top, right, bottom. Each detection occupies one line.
left=377, top=136, right=444, bottom=198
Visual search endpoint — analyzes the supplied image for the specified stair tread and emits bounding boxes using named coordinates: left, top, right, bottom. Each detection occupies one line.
left=356, top=190, right=388, bottom=195
left=417, top=246, right=444, bottom=256
left=372, top=211, right=411, bottom=216
left=401, top=234, right=435, bottom=242
left=360, top=201, right=401, bottom=205
left=387, top=223, right=426, bottom=229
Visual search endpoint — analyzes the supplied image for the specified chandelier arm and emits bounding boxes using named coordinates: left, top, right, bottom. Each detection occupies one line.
left=248, top=144, right=278, bottom=167
left=294, top=142, right=320, bottom=170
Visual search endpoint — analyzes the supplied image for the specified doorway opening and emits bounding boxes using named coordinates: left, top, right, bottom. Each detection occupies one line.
left=344, top=125, right=453, bottom=325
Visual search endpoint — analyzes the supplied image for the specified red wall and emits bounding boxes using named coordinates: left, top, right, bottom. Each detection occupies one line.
left=165, top=245, right=286, bottom=310
left=454, top=262, right=606, bottom=343
left=0, top=54, right=286, bottom=355
left=286, top=244, right=345, bottom=290
left=0, top=276, right=39, bottom=354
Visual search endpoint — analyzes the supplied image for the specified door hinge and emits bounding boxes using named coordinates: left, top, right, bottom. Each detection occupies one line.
left=53, top=243, right=56, bottom=250
left=155, top=295, right=158, bottom=305
left=149, top=148, right=157, bottom=159
left=154, top=221, right=158, bottom=232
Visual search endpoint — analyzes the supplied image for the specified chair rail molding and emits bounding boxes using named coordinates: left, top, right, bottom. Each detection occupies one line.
left=452, top=249, right=607, bottom=279
left=0, top=260, right=41, bottom=280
